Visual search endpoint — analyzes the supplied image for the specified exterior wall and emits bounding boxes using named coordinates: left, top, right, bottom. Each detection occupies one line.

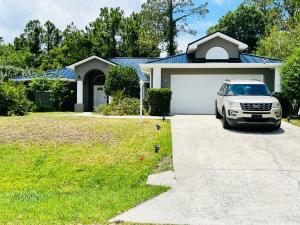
left=195, top=37, right=240, bottom=59
left=161, top=68, right=275, bottom=91
left=75, top=59, right=111, bottom=112
left=75, top=59, right=111, bottom=80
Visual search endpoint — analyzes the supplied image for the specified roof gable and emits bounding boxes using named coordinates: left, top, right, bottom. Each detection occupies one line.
left=186, top=32, right=248, bottom=54
left=67, top=55, right=116, bottom=69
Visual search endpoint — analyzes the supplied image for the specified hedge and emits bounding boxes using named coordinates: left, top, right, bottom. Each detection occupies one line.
left=147, top=88, right=172, bottom=116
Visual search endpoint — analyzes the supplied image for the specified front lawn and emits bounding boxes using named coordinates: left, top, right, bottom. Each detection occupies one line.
left=0, top=113, right=172, bottom=224
left=286, top=118, right=300, bottom=127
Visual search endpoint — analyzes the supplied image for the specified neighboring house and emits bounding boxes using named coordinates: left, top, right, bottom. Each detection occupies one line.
left=13, top=32, right=282, bottom=114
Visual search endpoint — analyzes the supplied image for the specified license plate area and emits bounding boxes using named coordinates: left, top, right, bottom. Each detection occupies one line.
left=252, top=114, right=262, bottom=119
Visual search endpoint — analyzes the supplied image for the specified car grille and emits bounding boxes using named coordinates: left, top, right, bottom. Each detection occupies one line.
left=241, top=103, right=272, bottom=111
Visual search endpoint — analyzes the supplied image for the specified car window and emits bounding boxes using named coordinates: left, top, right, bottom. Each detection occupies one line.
left=226, top=84, right=271, bottom=96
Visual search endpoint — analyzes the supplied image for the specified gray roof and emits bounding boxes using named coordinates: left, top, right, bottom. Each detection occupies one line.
left=110, top=57, right=158, bottom=81
left=147, top=53, right=282, bottom=64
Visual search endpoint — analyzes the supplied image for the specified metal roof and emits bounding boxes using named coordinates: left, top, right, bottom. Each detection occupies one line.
left=110, top=57, right=158, bottom=81
left=12, top=68, right=76, bottom=82
left=147, top=53, right=282, bottom=64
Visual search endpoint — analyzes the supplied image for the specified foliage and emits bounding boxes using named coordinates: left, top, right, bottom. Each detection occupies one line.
left=49, top=79, right=73, bottom=110
left=88, top=7, right=124, bottom=58
left=208, top=4, right=266, bottom=52
left=0, top=82, right=31, bottom=116
left=281, top=48, right=300, bottom=104
left=43, top=20, right=62, bottom=52
left=120, top=12, right=161, bottom=57
left=272, top=92, right=292, bottom=117
left=29, top=77, right=52, bottom=92
left=141, top=0, right=208, bottom=55
left=96, top=96, right=142, bottom=116
left=256, top=24, right=300, bottom=60
left=29, top=77, right=73, bottom=110
left=147, top=88, right=172, bottom=116
left=104, top=66, right=140, bottom=97
left=0, top=66, right=31, bottom=82
left=0, top=113, right=172, bottom=224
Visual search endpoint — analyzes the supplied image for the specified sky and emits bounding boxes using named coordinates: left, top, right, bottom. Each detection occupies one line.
left=0, top=0, right=243, bottom=52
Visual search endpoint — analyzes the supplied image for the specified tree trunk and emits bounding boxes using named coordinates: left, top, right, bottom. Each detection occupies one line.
left=167, top=0, right=176, bottom=56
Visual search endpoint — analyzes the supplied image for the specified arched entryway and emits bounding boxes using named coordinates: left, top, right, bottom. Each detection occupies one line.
left=83, top=69, right=107, bottom=112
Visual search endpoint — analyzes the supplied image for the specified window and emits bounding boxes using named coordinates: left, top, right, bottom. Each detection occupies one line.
left=94, top=75, right=105, bottom=85
left=206, top=47, right=229, bottom=60
left=225, top=84, right=271, bottom=96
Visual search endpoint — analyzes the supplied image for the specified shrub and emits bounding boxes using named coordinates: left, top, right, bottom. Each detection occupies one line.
left=272, top=92, right=292, bottom=118
left=147, top=88, right=172, bottom=116
left=104, top=66, right=140, bottom=98
left=29, top=77, right=73, bottom=111
left=0, top=82, right=31, bottom=116
left=96, top=92, right=143, bottom=116
left=281, top=48, right=300, bottom=104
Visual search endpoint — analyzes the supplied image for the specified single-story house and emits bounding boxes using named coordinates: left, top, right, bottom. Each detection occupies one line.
left=14, top=31, right=282, bottom=114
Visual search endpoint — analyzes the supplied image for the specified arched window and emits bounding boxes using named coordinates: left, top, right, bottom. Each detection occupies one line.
left=205, top=47, right=229, bottom=60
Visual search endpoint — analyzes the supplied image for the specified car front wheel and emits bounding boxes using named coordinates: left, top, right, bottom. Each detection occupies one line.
left=222, top=108, right=230, bottom=129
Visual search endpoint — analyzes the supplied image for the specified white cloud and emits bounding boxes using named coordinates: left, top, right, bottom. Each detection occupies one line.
left=212, top=0, right=232, bottom=5
left=0, top=0, right=145, bottom=43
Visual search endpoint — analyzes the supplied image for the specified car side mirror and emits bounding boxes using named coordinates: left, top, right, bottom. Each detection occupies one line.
left=217, top=91, right=223, bottom=96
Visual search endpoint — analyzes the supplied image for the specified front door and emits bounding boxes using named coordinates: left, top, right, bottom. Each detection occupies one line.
left=93, top=85, right=107, bottom=109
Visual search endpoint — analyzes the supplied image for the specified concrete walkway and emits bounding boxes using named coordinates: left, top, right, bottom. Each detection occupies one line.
left=110, top=116, right=300, bottom=225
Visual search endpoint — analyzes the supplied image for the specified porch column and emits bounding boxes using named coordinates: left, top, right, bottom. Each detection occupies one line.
left=77, top=80, right=83, bottom=104
left=152, top=67, right=161, bottom=88
left=74, top=80, right=84, bottom=112
left=274, top=67, right=281, bottom=92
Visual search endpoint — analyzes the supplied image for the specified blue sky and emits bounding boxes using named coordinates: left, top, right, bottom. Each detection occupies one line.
left=0, top=0, right=242, bottom=52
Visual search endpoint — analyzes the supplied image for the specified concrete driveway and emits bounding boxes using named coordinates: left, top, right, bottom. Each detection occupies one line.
left=111, top=115, right=300, bottom=225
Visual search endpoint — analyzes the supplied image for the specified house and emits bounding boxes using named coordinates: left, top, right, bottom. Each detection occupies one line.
left=14, top=32, right=282, bottom=114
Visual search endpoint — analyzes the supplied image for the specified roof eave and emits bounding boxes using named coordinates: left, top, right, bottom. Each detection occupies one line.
left=140, top=63, right=282, bottom=69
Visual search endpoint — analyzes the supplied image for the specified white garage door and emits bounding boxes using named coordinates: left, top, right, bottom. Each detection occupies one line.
left=171, top=74, right=263, bottom=114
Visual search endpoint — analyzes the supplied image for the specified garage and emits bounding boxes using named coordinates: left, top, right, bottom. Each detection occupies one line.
left=170, top=74, right=263, bottom=114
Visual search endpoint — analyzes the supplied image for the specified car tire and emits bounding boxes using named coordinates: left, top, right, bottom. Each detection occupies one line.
left=215, top=102, right=222, bottom=119
left=274, top=121, right=281, bottom=130
left=222, top=108, right=230, bottom=129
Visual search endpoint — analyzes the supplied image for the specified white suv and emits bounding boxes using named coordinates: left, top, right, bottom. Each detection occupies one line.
left=216, top=80, right=282, bottom=129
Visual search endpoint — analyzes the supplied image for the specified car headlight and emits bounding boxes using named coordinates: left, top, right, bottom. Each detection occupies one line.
left=272, top=102, right=280, bottom=108
left=229, top=101, right=241, bottom=108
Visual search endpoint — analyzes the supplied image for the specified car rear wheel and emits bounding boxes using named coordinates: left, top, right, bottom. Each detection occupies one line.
left=215, top=102, right=222, bottom=119
left=222, top=108, right=230, bottom=129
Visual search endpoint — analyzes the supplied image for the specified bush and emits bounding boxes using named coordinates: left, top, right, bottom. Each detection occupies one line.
left=147, top=88, right=172, bottom=116
left=281, top=48, right=300, bottom=104
left=104, top=66, right=140, bottom=98
left=29, top=77, right=74, bottom=111
left=273, top=92, right=292, bottom=118
left=96, top=92, right=142, bottom=116
left=0, top=82, right=31, bottom=116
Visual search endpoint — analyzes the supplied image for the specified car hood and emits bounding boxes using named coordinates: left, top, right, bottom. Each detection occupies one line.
left=226, top=96, right=279, bottom=103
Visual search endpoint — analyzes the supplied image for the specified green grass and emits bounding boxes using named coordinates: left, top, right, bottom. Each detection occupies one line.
left=285, top=118, right=300, bottom=127
left=0, top=113, right=172, bottom=225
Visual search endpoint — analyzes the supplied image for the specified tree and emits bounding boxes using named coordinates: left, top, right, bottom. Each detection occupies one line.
left=60, top=23, right=93, bottom=65
left=141, top=0, right=208, bottom=55
left=256, top=23, right=300, bottom=60
left=0, top=37, right=3, bottom=45
left=120, top=12, right=161, bottom=57
left=281, top=48, right=300, bottom=103
left=104, top=66, right=139, bottom=97
left=22, top=20, right=44, bottom=55
left=43, top=20, right=62, bottom=52
left=207, top=4, right=266, bottom=52
left=88, top=7, right=124, bottom=58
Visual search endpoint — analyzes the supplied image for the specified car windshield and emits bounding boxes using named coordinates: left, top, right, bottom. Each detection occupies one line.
left=225, top=84, right=271, bottom=96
